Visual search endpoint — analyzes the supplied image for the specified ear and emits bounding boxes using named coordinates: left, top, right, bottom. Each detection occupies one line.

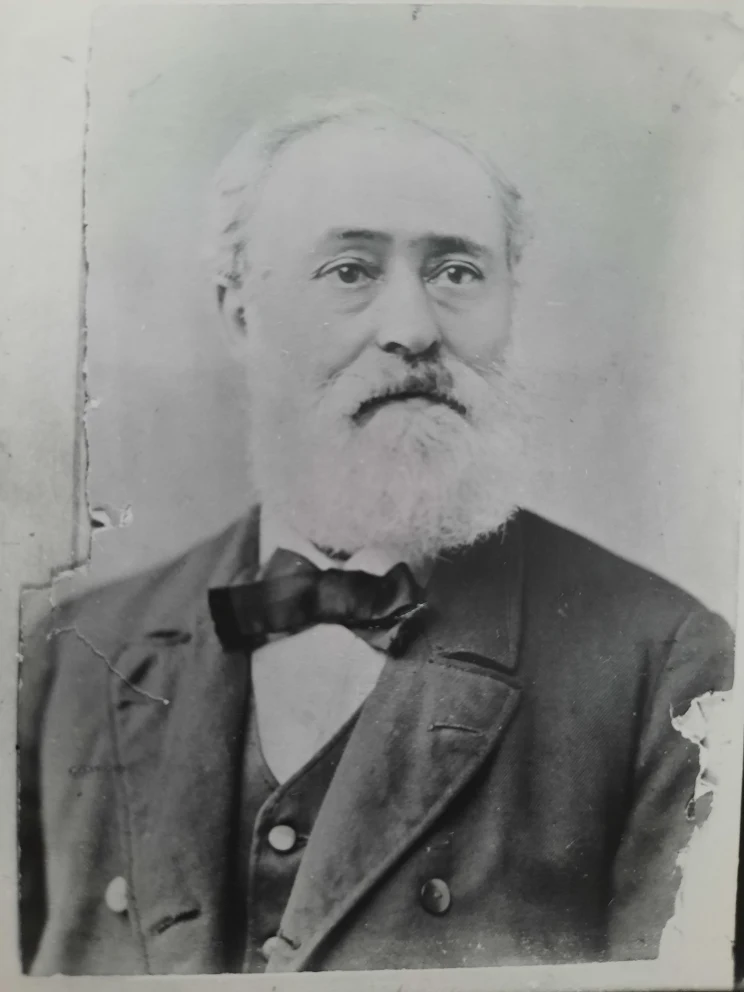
left=217, top=282, right=260, bottom=364
left=217, top=282, right=248, bottom=341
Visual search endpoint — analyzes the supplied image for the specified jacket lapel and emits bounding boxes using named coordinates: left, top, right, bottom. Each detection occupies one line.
left=268, top=513, right=525, bottom=972
left=109, top=513, right=259, bottom=973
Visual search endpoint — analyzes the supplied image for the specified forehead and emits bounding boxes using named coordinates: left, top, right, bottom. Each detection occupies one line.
left=249, top=118, right=506, bottom=257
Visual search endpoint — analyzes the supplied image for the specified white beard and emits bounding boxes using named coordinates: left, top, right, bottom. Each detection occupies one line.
left=245, top=342, right=529, bottom=562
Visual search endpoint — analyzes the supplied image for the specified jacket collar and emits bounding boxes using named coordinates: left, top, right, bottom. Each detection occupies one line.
left=417, top=509, right=523, bottom=671
left=109, top=508, right=524, bottom=972
left=107, top=511, right=260, bottom=972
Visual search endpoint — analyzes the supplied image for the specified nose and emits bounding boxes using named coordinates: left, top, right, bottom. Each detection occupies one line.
left=373, top=261, right=442, bottom=361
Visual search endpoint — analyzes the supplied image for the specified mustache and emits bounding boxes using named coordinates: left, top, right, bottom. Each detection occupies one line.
left=350, top=367, right=469, bottom=424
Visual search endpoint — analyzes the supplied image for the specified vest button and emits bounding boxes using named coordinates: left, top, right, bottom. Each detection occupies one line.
left=104, top=875, right=128, bottom=913
left=420, top=878, right=451, bottom=915
left=260, top=934, right=280, bottom=960
left=268, top=824, right=297, bottom=852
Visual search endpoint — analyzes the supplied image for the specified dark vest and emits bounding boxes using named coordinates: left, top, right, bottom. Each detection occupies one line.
left=232, top=693, right=358, bottom=972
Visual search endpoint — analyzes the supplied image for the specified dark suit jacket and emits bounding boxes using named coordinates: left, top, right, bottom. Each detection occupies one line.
left=18, top=509, right=733, bottom=975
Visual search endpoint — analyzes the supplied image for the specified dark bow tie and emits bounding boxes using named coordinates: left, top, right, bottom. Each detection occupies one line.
left=208, top=548, right=428, bottom=655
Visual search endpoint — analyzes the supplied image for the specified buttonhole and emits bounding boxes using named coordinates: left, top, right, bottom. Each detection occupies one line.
left=146, top=629, right=192, bottom=647
left=122, top=654, right=157, bottom=687
left=428, top=722, right=483, bottom=735
left=149, top=907, right=201, bottom=936
left=438, top=651, right=521, bottom=686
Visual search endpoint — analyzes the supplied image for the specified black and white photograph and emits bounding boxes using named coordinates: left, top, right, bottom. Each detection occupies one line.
left=10, top=2, right=744, bottom=985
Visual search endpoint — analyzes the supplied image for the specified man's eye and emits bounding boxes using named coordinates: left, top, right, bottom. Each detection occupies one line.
left=428, top=263, right=483, bottom=287
left=318, top=261, right=376, bottom=286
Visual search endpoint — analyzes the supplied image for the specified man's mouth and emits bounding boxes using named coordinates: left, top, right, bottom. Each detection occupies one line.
left=351, top=388, right=468, bottom=425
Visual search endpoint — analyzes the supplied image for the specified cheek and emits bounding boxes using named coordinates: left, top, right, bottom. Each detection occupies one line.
left=253, top=278, right=369, bottom=381
left=443, top=294, right=512, bottom=366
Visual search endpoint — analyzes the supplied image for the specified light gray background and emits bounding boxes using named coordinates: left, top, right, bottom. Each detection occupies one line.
left=73, top=3, right=743, bottom=621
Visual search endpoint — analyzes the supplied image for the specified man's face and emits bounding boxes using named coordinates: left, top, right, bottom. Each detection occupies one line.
left=230, top=117, right=525, bottom=558
left=243, top=118, right=513, bottom=400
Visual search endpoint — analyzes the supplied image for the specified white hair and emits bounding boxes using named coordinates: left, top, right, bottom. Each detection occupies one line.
left=206, top=95, right=528, bottom=294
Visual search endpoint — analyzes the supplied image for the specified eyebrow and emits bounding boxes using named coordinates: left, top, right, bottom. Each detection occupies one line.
left=416, top=234, right=492, bottom=259
left=321, top=229, right=492, bottom=258
left=325, top=228, right=392, bottom=244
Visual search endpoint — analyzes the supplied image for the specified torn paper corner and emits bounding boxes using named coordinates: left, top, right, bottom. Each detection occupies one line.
left=90, top=502, right=133, bottom=533
left=658, top=689, right=738, bottom=979
left=19, top=499, right=134, bottom=624
left=672, top=690, right=732, bottom=802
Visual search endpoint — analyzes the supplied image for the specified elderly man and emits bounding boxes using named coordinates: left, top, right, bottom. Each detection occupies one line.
left=19, top=103, right=733, bottom=975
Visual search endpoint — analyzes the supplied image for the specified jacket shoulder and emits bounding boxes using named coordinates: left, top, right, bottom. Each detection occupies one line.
left=518, top=509, right=733, bottom=693
left=52, top=510, right=259, bottom=655
left=20, top=512, right=258, bottom=764
left=520, top=509, right=708, bottom=617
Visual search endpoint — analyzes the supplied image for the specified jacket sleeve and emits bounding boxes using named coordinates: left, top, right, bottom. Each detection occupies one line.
left=608, top=607, right=735, bottom=960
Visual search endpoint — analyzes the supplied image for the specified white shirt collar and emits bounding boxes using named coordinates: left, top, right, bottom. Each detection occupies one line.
left=259, top=509, right=433, bottom=584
